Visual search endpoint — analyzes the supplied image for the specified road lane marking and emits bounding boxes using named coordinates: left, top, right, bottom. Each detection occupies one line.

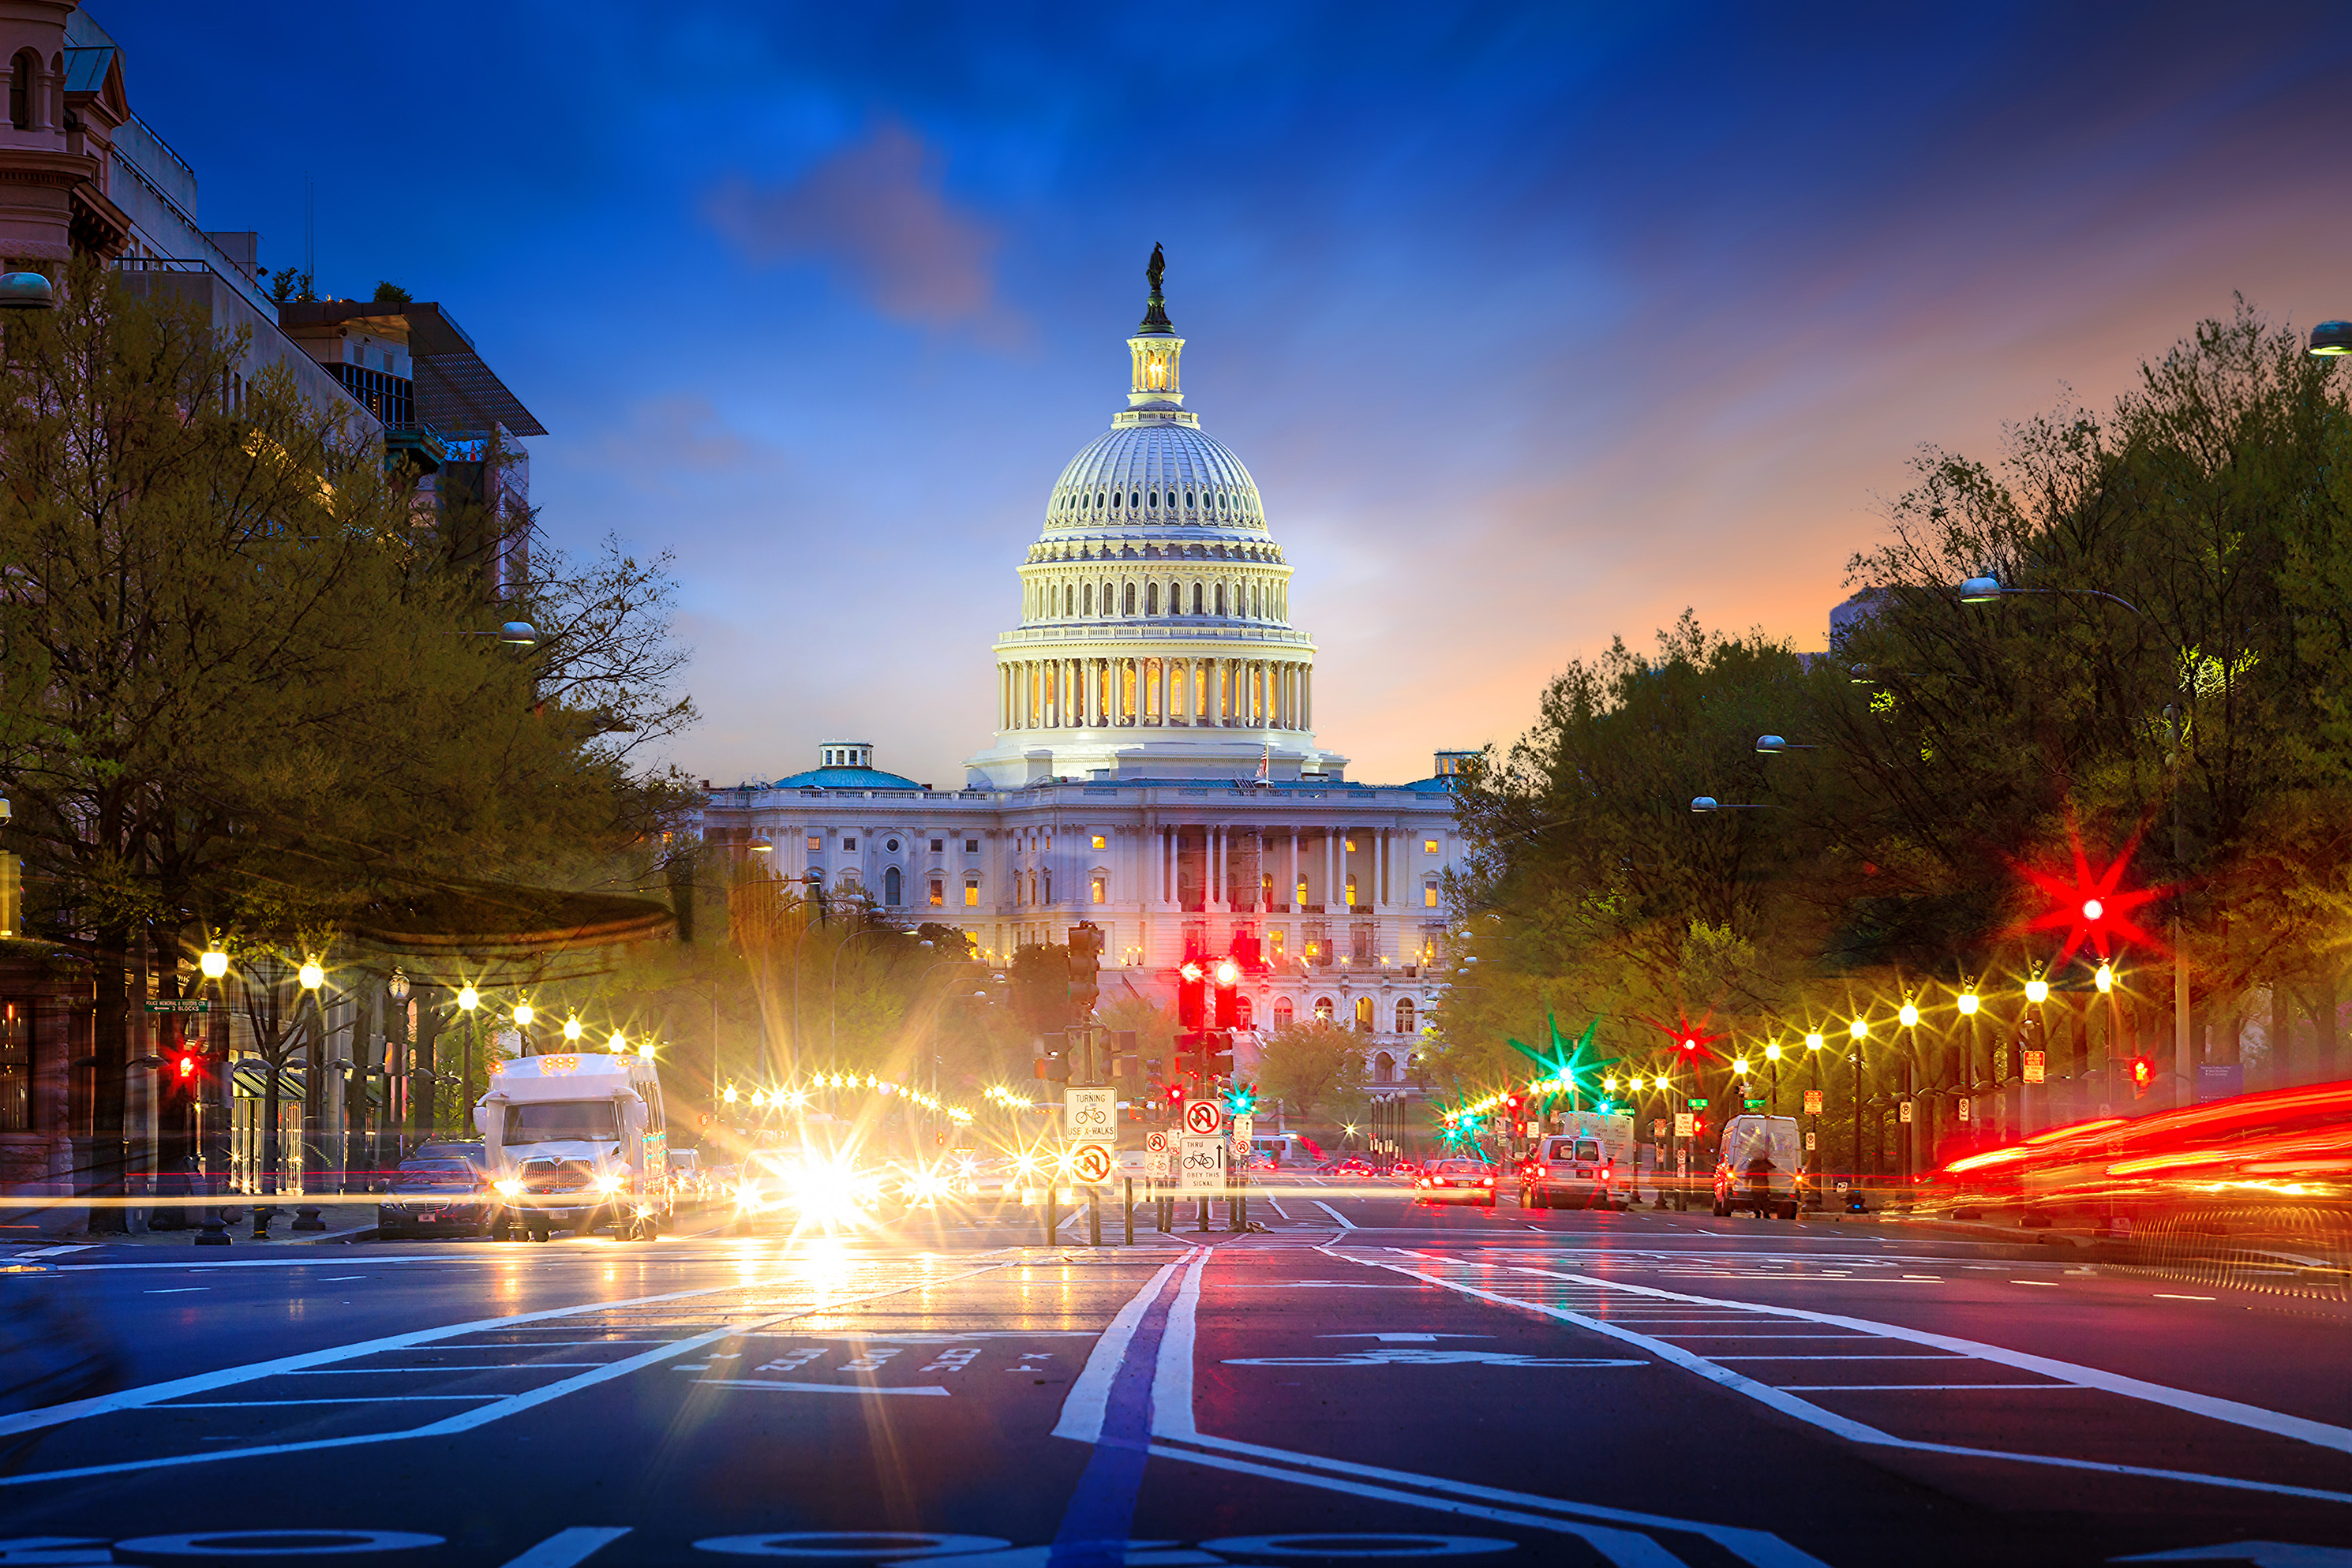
left=1148, top=1248, right=1212, bottom=1442
left=690, top=1379, right=950, bottom=1396
left=0, top=1262, right=1006, bottom=1485
left=1361, top=1254, right=2352, bottom=1504
left=2012, top=1280, right=2062, bottom=1286
left=1313, top=1201, right=1356, bottom=1229
left=497, top=1527, right=631, bottom=1568
left=144, top=1288, right=206, bottom=1294
left=2155, top=1293, right=2217, bottom=1301
left=1052, top=1259, right=1181, bottom=1443
left=1774, top=1383, right=2080, bottom=1391
left=159, top=1396, right=502, bottom=1406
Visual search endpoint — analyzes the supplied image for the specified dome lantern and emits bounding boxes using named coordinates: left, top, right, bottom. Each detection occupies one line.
left=1127, top=243, right=1186, bottom=418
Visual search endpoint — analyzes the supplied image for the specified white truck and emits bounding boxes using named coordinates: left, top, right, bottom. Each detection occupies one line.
left=1712, top=1113, right=1803, bottom=1220
left=1519, top=1110, right=1636, bottom=1210
left=474, top=1051, right=672, bottom=1241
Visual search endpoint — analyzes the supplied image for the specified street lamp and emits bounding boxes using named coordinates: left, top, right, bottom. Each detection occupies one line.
left=1755, top=735, right=1816, bottom=754
left=562, top=1016, right=584, bottom=1044
left=1689, top=796, right=1772, bottom=813
left=457, top=986, right=479, bottom=1012
left=2309, top=320, right=2352, bottom=356
left=200, top=948, right=230, bottom=981
left=0, top=271, right=54, bottom=309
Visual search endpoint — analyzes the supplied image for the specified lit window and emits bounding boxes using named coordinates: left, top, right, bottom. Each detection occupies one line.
left=806, top=836, right=821, bottom=853
left=1044, top=833, right=1053, bottom=851
left=964, top=878, right=979, bottom=907
left=1345, top=876, right=1358, bottom=905
left=1270, top=929, right=1286, bottom=960
left=1424, top=838, right=1440, bottom=854
left=1091, top=834, right=1107, bottom=850
left=1090, top=875, right=1107, bottom=905
left=1296, top=878, right=1309, bottom=905
left=1313, top=997, right=1334, bottom=1023
left=929, top=878, right=944, bottom=907
left=1424, top=881, right=1439, bottom=908
left=1344, top=838, right=1357, bottom=852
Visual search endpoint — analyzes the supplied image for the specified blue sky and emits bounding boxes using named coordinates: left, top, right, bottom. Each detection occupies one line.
left=99, top=1, right=2352, bottom=787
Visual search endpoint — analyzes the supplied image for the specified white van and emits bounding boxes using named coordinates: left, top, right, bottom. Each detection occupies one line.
left=1712, top=1114, right=1802, bottom=1219
left=1521, top=1111, right=1635, bottom=1210
left=475, top=1052, right=672, bottom=1241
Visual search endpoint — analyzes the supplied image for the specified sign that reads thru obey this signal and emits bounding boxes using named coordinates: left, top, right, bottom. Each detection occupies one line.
left=1179, top=1136, right=1226, bottom=1191
left=1184, top=1099, right=1224, bottom=1137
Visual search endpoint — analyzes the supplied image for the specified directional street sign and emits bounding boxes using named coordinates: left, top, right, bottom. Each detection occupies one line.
left=1070, top=1142, right=1114, bottom=1185
left=1183, top=1098, right=1224, bottom=1137
left=1803, top=1089, right=1823, bottom=1115
left=1688, top=1098, right=1709, bottom=1110
left=144, top=999, right=211, bottom=1015
left=1144, top=1130, right=1170, bottom=1155
left=1065, top=1086, right=1114, bottom=1140
left=1179, top=1135, right=1226, bottom=1192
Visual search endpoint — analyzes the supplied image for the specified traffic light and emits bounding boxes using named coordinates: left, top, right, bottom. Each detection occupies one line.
left=1226, top=1081, right=1257, bottom=1114
left=1212, top=957, right=1241, bottom=1027
left=1177, top=961, right=1205, bottom=1028
left=1035, top=1052, right=1069, bottom=1083
left=170, top=1050, right=199, bottom=1085
left=1068, top=921, right=1103, bottom=1009
left=1200, top=1029, right=1235, bottom=1076
left=1679, top=1036, right=1698, bottom=1056
left=2127, top=1056, right=2155, bottom=1098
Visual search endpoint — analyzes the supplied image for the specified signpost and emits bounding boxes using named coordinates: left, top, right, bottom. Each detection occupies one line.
left=1803, top=1089, right=1822, bottom=1115
left=2022, top=1050, right=2046, bottom=1085
left=1179, top=1136, right=1224, bottom=1189
left=1183, top=1099, right=1224, bottom=1137
left=1070, top=1143, right=1114, bottom=1186
left=1065, top=1086, right=1114, bottom=1140
left=1230, top=1112, right=1253, bottom=1148
left=1672, top=1112, right=1695, bottom=1138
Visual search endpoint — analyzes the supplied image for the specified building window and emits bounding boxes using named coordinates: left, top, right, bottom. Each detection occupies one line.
left=1296, top=877, right=1309, bottom=906
left=1261, top=871, right=1274, bottom=906
left=1344, top=875, right=1358, bottom=907
left=1305, top=922, right=1329, bottom=965
left=1351, top=922, right=1376, bottom=963
left=1273, top=997, right=1294, bottom=1027
left=1090, top=874, right=1107, bottom=905
left=931, top=838, right=943, bottom=851
left=1043, top=869, right=1053, bottom=902
left=929, top=878, right=945, bottom=907
left=1374, top=1051, right=1396, bottom=1083
left=843, top=836, right=857, bottom=851
left=7, top=51, right=33, bottom=131
left=886, top=839, right=900, bottom=852
left=1425, top=838, right=1440, bottom=854
left=1269, top=928, right=1286, bottom=962
left=884, top=866, right=904, bottom=905
left=1091, top=833, right=1107, bottom=850
left=1424, top=879, right=1440, bottom=908
left=1235, top=996, right=1253, bottom=1027
left=1313, top=997, right=1335, bottom=1023
left=1354, top=996, right=1374, bottom=1034
left=1345, top=838, right=1358, bottom=852
left=0, top=1000, right=27, bottom=1133
left=806, top=836, right=821, bottom=853
left=1146, top=582, right=1159, bottom=614
left=1395, top=997, right=1416, bottom=1035
left=965, top=839, right=979, bottom=853
left=964, top=877, right=980, bottom=907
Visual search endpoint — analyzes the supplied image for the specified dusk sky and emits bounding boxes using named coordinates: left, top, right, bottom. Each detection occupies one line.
left=99, top=2, right=2352, bottom=789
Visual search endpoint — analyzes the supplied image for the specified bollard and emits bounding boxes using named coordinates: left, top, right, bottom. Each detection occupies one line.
left=251, top=1203, right=274, bottom=1240
left=1123, top=1178, right=1134, bottom=1245
left=291, top=1203, right=325, bottom=1232
left=1043, top=1187, right=1058, bottom=1248
left=195, top=1214, right=231, bottom=1248
left=1088, top=1189, right=1102, bottom=1247
left=1196, top=1195, right=1209, bottom=1234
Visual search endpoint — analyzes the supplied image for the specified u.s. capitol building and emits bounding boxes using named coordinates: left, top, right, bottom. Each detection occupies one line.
left=699, top=260, right=1465, bottom=1090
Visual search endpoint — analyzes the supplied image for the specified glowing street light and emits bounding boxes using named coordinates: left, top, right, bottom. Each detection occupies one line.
left=1848, top=1018, right=1868, bottom=1041
left=457, top=986, right=480, bottom=1012
left=2024, top=978, right=2051, bottom=1005
left=1764, top=1042, right=1782, bottom=1062
left=722, top=1083, right=738, bottom=1105
left=1898, top=1001, right=1920, bottom=1029
left=1804, top=1031, right=1824, bottom=1052
left=200, top=948, right=230, bottom=981
left=513, top=1001, right=535, bottom=1028
left=563, top=1016, right=584, bottom=1043
left=298, top=960, right=324, bottom=990
left=2095, top=964, right=2114, bottom=994
left=1957, top=991, right=1980, bottom=1016
left=608, top=1030, right=628, bottom=1053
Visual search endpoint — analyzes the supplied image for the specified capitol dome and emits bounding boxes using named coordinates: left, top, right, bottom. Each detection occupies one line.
left=965, top=252, right=1343, bottom=788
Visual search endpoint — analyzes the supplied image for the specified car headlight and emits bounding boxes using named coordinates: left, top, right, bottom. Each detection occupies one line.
left=594, top=1174, right=624, bottom=1196
left=494, top=1179, right=524, bottom=1197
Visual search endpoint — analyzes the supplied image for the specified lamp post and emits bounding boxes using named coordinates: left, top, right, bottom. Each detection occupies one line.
left=1959, top=571, right=2191, bottom=1106
left=1847, top=1014, right=1868, bottom=1210
left=293, top=960, right=328, bottom=1230
left=455, top=986, right=480, bottom=1139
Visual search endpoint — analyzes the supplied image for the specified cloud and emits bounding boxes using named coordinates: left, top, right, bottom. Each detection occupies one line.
left=705, top=122, right=1015, bottom=334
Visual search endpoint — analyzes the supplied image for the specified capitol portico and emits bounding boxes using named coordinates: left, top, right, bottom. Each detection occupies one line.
left=698, top=254, right=1463, bottom=1091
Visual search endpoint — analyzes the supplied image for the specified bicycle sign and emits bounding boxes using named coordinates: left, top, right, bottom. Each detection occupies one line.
left=1183, top=1099, right=1224, bottom=1137
left=1064, top=1087, right=1114, bottom=1139
left=1178, top=1135, right=1225, bottom=1192
left=1070, top=1142, right=1114, bottom=1185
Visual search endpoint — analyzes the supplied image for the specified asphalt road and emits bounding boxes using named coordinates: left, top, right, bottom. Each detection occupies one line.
left=1, top=1180, right=2346, bottom=1567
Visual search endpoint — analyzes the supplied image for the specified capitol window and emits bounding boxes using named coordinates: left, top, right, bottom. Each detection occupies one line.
left=929, top=878, right=944, bottom=907
left=1084, top=584, right=1093, bottom=616
left=1091, top=833, right=1107, bottom=850
left=964, top=876, right=979, bottom=907
left=1123, top=583, right=1136, bottom=614
left=965, top=839, right=979, bottom=853
left=843, top=837, right=856, bottom=851
left=1273, top=997, right=1294, bottom=1026
left=1424, top=879, right=1440, bottom=908
left=807, top=836, right=821, bottom=853
left=1314, top=997, right=1335, bottom=1023
left=1090, top=875, right=1106, bottom=905
left=1146, top=582, right=1159, bottom=614
left=931, top=838, right=943, bottom=851
left=1425, top=838, right=1440, bottom=853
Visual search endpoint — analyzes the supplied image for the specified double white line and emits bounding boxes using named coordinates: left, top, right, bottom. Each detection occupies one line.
left=1059, top=1248, right=1828, bottom=1568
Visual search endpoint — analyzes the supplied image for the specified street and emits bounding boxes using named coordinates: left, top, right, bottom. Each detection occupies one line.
left=1, top=1184, right=2344, bottom=1566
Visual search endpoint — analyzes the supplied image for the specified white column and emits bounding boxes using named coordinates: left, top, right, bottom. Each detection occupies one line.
left=1324, top=829, right=1337, bottom=911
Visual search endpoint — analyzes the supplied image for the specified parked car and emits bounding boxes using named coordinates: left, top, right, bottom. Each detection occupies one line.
left=377, top=1158, right=493, bottom=1239
left=1414, top=1158, right=1498, bottom=1206
left=1713, top=1114, right=1804, bottom=1219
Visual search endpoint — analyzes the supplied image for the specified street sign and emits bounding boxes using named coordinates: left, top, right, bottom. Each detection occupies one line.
left=1651, top=1119, right=1667, bottom=1139
left=1672, top=1112, right=1695, bottom=1137
left=1148, top=1148, right=1174, bottom=1181
left=2022, top=1050, right=2046, bottom=1085
left=1688, top=1098, right=1709, bottom=1110
left=1743, top=1098, right=1766, bottom=1110
left=1898, top=1100, right=1914, bottom=1123
left=1230, top=1112, right=1253, bottom=1147
left=1803, top=1089, right=1823, bottom=1115
left=1805, top=1131, right=1817, bottom=1151
left=145, top=999, right=211, bottom=1015
left=1179, top=1135, right=1225, bottom=1192
left=1144, top=1130, right=1170, bottom=1154
left=1958, top=1099, right=1972, bottom=1122
left=1069, top=1142, right=1115, bottom=1185
left=1183, top=1098, right=1224, bottom=1136
left=1065, top=1086, right=1114, bottom=1140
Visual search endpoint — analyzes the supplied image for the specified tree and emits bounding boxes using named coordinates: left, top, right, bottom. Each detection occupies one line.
left=1257, top=1020, right=1367, bottom=1126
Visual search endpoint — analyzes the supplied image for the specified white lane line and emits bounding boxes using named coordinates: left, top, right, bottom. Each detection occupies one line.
left=2011, top=1280, right=2062, bottom=1287
left=12, top=1244, right=92, bottom=1258
left=1312, top=1201, right=1355, bottom=1229
left=1147, top=1248, right=1212, bottom=1442
left=160, top=1397, right=502, bottom=1406
left=1053, top=1259, right=1179, bottom=1443
left=1499, top=1263, right=2352, bottom=1457
left=2155, top=1293, right=2217, bottom=1301
left=1373, top=1258, right=2352, bottom=1504
left=0, top=1263, right=1005, bottom=1487
left=1267, top=1198, right=1291, bottom=1219
left=1774, top=1383, right=2080, bottom=1392
left=691, top=1379, right=949, bottom=1396
left=498, top=1527, right=632, bottom=1568
left=144, top=1288, right=206, bottom=1295
left=0, top=1254, right=1002, bottom=1444
left=286, top=1364, right=614, bottom=1373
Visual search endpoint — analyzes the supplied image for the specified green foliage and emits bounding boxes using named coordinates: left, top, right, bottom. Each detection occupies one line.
left=372, top=281, right=411, bottom=305
left=1256, top=1019, right=1367, bottom=1125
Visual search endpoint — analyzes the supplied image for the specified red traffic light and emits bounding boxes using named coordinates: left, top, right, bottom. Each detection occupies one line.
left=1179, top=961, right=1204, bottom=983
left=1213, top=958, right=1240, bottom=987
left=1680, top=1038, right=1697, bottom=1053
left=174, top=1053, right=197, bottom=1080
left=2127, top=1057, right=2155, bottom=1097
